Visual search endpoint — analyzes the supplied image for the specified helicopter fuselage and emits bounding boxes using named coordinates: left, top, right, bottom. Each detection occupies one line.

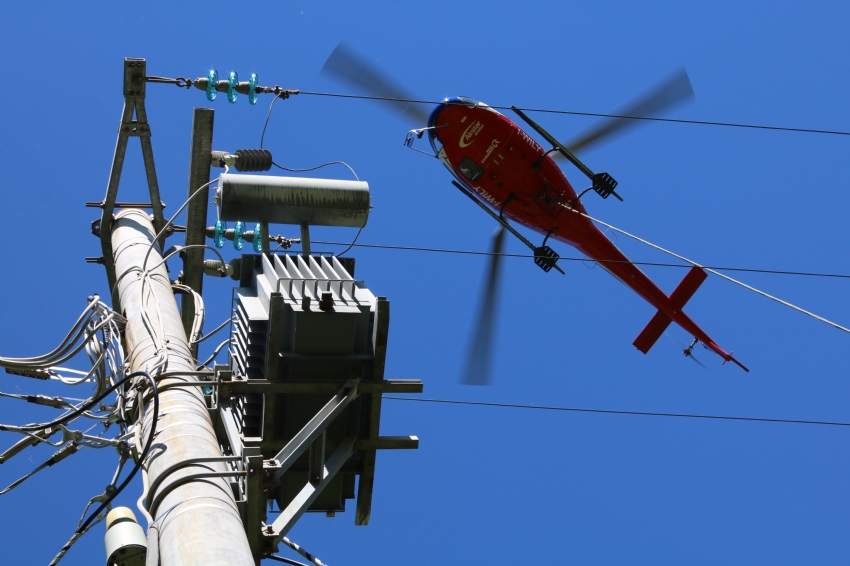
left=427, top=97, right=746, bottom=370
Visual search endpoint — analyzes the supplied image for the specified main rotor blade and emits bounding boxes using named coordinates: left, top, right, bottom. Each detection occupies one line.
left=558, top=68, right=695, bottom=155
left=462, top=227, right=506, bottom=386
left=321, top=42, right=431, bottom=125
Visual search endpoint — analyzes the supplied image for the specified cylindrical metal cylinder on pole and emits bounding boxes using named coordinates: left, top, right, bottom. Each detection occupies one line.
left=217, top=173, right=370, bottom=227
left=112, top=209, right=254, bottom=566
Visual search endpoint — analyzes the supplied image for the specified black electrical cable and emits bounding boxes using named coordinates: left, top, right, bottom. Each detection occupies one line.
left=272, top=161, right=360, bottom=180
left=7, top=372, right=144, bottom=434
left=309, top=240, right=850, bottom=280
left=260, top=94, right=285, bottom=150
left=297, top=91, right=850, bottom=138
left=336, top=227, right=362, bottom=257
left=0, top=370, right=158, bottom=535
left=77, top=371, right=158, bottom=533
left=267, top=556, right=309, bottom=566
left=384, top=396, right=850, bottom=428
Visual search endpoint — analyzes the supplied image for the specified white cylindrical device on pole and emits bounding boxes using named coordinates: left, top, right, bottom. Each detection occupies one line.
left=216, top=173, right=370, bottom=227
left=104, top=507, right=147, bottom=566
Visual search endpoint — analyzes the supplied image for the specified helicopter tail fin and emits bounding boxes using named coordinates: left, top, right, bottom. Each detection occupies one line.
left=633, top=266, right=707, bottom=353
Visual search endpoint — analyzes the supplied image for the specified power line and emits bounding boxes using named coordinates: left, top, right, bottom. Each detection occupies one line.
left=556, top=203, right=850, bottom=335
left=309, top=240, right=850, bottom=280
left=384, top=396, right=850, bottom=428
left=297, top=91, right=850, bottom=138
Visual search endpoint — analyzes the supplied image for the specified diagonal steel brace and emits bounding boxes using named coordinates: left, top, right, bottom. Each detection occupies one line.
left=267, top=435, right=357, bottom=541
left=268, top=379, right=360, bottom=482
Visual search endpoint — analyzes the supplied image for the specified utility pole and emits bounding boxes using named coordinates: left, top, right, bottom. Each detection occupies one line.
left=112, top=209, right=255, bottom=565
left=0, top=58, right=420, bottom=565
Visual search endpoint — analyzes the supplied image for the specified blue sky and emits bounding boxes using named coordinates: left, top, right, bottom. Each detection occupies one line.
left=1, top=1, right=849, bottom=564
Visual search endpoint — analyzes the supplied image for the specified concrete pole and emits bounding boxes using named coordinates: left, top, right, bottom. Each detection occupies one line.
left=112, top=209, right=254, bottom=566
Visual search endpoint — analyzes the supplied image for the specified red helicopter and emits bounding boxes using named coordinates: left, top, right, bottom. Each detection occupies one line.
left=323, top=44, right=748, bottom=382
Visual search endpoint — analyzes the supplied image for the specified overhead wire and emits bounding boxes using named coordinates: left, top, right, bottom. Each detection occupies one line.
left=192, top=316, right=234, bottom=345
left=0, top=298, right=102, bottom=365
left=555, top=203, right=850, bottom=334
left=6, top=80, right=841, bottom=563
left=277, top=536, right=329, bottom=566
left=384, top=397, right=850, bottom=428
left=272, top=160, right=360, bottom=180
left=47, top=371, right=159, bottom=565
left=309, top=240, right=850, bottom=280
left=262, top=90, right=362, bottom=181
left=0, top=442, right=80, bottom=495
left=0, top=366, right=157, bottom=566
left=314, top=210, right=849, bottom=336
left=0, top=297, right=119, bottom=370
left=260, top=93, right=285, bottom=150
left=296, top=90, right=850, bottom=138
left=259, top=96, right=363, bottom=260
left=197, top=338, right=232, bottom=369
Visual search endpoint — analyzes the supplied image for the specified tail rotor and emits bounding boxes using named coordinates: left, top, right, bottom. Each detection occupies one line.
left=665, top=333, right=707, bottom=369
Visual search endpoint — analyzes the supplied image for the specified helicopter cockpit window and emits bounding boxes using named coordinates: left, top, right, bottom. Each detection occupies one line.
left=458, top=157, right=484, bottom=181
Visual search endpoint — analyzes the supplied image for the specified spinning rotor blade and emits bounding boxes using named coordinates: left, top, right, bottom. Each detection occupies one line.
left=321, top=42, right=431, bottom=125
left=462, top=227, right=506, bottom=386
left=686, top=350, right=708, bottom=369
left=664, top=332, right=708, bottom=369
left=559, top=68, right=695, bottom=155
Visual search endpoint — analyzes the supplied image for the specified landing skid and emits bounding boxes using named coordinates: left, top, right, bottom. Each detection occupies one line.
left=451, top=180, right=565, bottom=274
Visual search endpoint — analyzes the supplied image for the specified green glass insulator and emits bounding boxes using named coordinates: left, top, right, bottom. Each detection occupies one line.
left=233, top=221, right=245, bottom=250
left=206, top=70, right=218, bottom=101
left=213, top=220, right=226, bottom=248
left=249, top=73, right=258, bottom=105
left=227, top=71, right=238, bottom=103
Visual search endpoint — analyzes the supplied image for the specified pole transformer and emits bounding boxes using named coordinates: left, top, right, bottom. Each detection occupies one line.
left=112, top=209, right=254, bottom=566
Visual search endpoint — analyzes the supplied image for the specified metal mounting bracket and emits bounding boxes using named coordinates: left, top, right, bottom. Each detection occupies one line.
left=98, top=58, right=167, bottom=313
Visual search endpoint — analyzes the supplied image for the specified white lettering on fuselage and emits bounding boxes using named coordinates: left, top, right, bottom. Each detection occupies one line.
left=471, top=184, right=501, bottom=207
left=482, top=138, right=500, bottom=163
left=516, top=127, right=543, bottom=152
